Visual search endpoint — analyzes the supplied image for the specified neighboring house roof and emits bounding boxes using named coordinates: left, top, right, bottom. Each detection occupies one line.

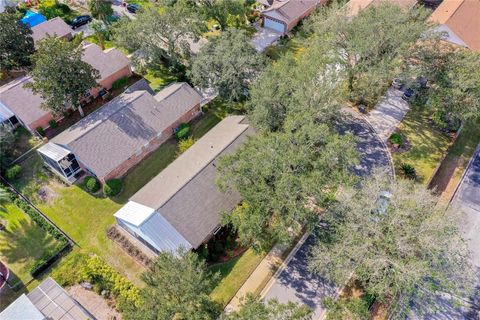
left=50, top=81, right=202, bottom=178
left=429, top=0, right=480, bottom=51
left=0, top=277, right=93, bottom=320
left=262, top=0, right=320, bottom=26
left=345, top=0, right=416, bottom=17
left=0, top=294, right=45, bottom=320
left=119, top=115, right=253, bottom=250
left=81, top=42, right=131, bottom=84
left=31, top=17, right=72, bottom=45
left=0, top=76, right=49, bottom=127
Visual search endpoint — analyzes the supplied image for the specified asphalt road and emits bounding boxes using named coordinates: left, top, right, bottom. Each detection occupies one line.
left=262, top=113, right=392, bottom=319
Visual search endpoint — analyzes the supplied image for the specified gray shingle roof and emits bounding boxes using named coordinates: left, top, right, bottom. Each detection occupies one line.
left=263, top=0, right=320, bottom=25
left=0, top=76, right=49, bottom=127
left=31, top=17, right=72, bottom=45
left=130, top=116, right=253, bottom=248
left=51, top=81, right=202, bottom=178
left=81, top=42, right=130, bottom=83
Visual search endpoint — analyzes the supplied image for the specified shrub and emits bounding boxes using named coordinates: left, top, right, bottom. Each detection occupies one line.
left=111, top=76, right=129, bottom=91
left=81, top=255, right=141, bottom=309
left=400, top=163, right=417, bottom=180
left=104, top=179, right=122, bottom=197
left=175, top=123, right=190, bottom=140
left=51, top=252, right=89, bottom=286
left=389, top=132, right=403, bottom=146
left=39, top=0, right=72, bottom=20
left=85, top=176, right=100, bottom=193
left=177, top=137, right=195, bottom=155
left=5, top=164, right=22, bottom=181
left=48, top=119, right=58, bottom=128
left=36, top=126, right=45, bottom=137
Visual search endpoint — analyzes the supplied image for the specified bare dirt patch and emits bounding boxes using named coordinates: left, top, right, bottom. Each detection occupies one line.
left=67, top=284, right=122, bottom=320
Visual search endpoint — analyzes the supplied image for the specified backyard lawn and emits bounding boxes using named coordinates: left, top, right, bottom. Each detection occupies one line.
left=392, top=108, right=452, bottom=185
left=209, top=248, right=266, bottom=307
left=0, top=204, right=62, bottom=308
left=144, top=67, right=178, bottom=93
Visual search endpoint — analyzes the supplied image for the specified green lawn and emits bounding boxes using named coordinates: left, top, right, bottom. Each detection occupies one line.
left=0, top=204, right=61, bottom=301
left=209, top=248, right=266, bottom=307
left=144, top=67, right=178, bottom=93
left=84, top=35, right=116, bottom=50
left=392, top=108, right=452, bottom=184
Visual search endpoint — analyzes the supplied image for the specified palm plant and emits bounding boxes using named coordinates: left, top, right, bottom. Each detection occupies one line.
left=0, top=188, right=9, bottom=213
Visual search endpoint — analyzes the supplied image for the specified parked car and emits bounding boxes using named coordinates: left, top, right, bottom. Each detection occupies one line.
left=70, top=15, right=92, bottom=29
left=402, top=88, right=415, bottom=101
left=126, top=3, right=140, bottom=13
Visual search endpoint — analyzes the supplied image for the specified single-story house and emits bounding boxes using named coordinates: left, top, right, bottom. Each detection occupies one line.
left=31, top=17, right=73, bottom=47
left=0, top=42, right=132, bottom=133
left=259, top=0, right=325, bottom=34
left=0, top=277, right=94, bottom=320
left=428, top=0, right=480, bottom=52
left=37, top=80, right=203, bottom=183
left=345, top=0, right=416, bottom=18
left=114, top=115, right=253, bottom=254
left=81, top=41, right=132, bottom=96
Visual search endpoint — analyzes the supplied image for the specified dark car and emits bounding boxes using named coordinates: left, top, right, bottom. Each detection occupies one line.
left=402, top=88, right=415, bottom=101
left=126, top=3, right=140, bottom=13
left=70, top=15, right=92, bottom=29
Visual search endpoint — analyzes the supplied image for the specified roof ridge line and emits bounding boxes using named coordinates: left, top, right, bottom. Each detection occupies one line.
left=156, top=122, right=249, bottom=211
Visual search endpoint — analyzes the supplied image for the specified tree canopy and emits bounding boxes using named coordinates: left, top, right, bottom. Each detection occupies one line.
left=26, top=38, right=99, bottom=117
left=0, top=11, right=35, bottom=72
left=308, top=172, right=474, bottom=315
left=113, top=2, right=203, bottom=71
left=307, top=3, right=430, bottom=106
left=122, top=249, right=221, bottom=320
left=0, top=125, right=15, bottom=172
left=221, top=295, right=313, bottom=320
left=198, top=0, right=246, bottom=30
left=218, top=115, right=358, bottom=250
left=190, top=29, right=266, bottom=102
left=88, top=0, right=113, bottom=22
left=408, top=40, right=480, bottom=122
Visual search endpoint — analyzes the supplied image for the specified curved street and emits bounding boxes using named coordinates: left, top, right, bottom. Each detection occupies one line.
left=262, top=112, right=393, bottom=319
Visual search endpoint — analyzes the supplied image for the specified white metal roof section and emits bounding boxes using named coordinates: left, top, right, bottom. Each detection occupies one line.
left=0, top=102, right=14, bottom=122
left=0, top=294, right=45, bottom=320
left=37, top=143, right=71, bottom=162
left=114, top=201, right=156, bottom=227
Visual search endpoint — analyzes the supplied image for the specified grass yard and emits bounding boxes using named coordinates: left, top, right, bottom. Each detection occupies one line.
left=264, top=37, right=306, bottom=61
left=209, top=248, right=266, bottom=307
left=144, top=67, right=178, bottom=93
left=84, top=35, right=116, bottom=50
left=35, top=184, right=143, bottom=284
left=392, top=108, right=452, bottom=184
left=429, top=120, right=480, bottom=200
left=0, top=204, right=62, bottom=309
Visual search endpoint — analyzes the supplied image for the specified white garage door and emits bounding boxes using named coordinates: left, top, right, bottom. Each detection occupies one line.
left=264, top=18, right=285, bottom=33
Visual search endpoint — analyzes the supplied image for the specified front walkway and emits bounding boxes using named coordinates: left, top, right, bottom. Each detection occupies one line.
left=366, top=88, right=410, bottom=142
left=225, top=243, right=288, bottom=312
left=251, top=24, right=282, bottom=52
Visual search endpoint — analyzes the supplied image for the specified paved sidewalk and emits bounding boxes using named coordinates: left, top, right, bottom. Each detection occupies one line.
left=251, top=24, right=282, bottom=52
left=366, top=88, right=410, bottom=142
left=225, top=243, right=288, bottom=312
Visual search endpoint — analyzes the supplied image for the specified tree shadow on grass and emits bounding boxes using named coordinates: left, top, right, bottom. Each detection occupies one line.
left=0, top=216, right=58, bottom=280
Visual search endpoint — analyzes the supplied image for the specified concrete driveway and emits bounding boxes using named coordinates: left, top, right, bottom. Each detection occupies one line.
left=252, top=26, right=282, bottom=52
left=261, top=113, right=392, bottom=319
left=366, top=88, right=410, bottom=142
left=72, top=23, right=94, bottom=37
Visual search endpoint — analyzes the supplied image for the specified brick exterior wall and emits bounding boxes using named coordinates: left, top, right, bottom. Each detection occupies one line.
left=101, top=103, right=202, bottom=182
left=28, top=112, right=55, bottom=132
left=263, top=1, right=326, bottom=33
left=90, top=66, right=133, bottom=97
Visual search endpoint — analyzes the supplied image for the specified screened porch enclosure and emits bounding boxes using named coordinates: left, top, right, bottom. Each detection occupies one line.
left=38, top=143, right=83, bottom=182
